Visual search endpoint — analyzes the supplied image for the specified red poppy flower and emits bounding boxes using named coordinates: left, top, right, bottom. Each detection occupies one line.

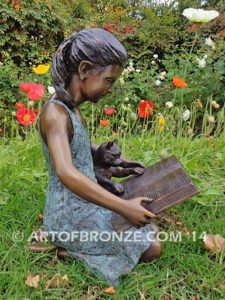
left=27, top=84, right=45, bottom=101
left=16, top=107, right=36, bottom=126
left=20, top=82, right=35, bottom=93
left=104, top=108, right=115, bottom=115
left=20, top=82, right=45, bottom=101
left=15, top=102, right=25, bottom=109
left=100, top=119, right=110, bottom=126
left=124, top=25, right=134, bottom=34
left=138, top=100, right=154, bottom=118
left=103, top=24, right=113, bottom=33
left=0, top=128, right=3, bottom=133
left=172, top=77, right=188, bottom=88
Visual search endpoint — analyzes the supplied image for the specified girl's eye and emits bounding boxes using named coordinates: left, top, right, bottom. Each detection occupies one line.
left=106, top=78, right=114, bottom=83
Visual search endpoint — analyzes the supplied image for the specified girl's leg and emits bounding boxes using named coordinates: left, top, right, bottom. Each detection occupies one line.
left=138, top=238, right=162, bottom=263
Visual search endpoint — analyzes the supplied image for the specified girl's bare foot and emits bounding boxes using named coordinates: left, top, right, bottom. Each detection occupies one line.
left=139, top=239, right=162, bottom=262
left=56, top=247, right=69, bottom=259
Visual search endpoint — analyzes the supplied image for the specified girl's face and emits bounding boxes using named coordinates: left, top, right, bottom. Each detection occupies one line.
left=78, top=63, right=124, bottom=103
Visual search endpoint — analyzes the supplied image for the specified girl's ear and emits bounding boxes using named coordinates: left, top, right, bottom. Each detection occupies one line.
left=78, top=61, right=94, bottom=80
left=106, top=141, right=114, bottom=149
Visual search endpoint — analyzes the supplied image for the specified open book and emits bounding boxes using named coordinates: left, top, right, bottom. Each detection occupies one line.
left=111, top=155, right=199, bottom=232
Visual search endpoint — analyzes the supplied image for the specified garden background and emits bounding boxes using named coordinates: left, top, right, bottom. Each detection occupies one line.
left=0, top=0, right=225, bottom=299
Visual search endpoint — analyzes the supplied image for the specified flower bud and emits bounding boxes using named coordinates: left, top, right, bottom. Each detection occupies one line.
left=207, top=115, right=215, bottom=124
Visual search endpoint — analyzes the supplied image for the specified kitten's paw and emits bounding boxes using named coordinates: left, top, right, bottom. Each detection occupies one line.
left=133, top=167, right=145, bottom=175
left=114, top=183, right=125, bottom=194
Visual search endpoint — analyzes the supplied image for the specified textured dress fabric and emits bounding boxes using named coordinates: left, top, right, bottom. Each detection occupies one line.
left=37, top=96, right=158, bottom=287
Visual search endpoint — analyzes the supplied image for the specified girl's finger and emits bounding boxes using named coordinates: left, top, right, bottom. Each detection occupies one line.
left=145, top=210, right=157, bottom=219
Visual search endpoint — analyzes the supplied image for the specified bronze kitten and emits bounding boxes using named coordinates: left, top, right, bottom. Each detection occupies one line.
left=93, top=139, right=144, bottom=195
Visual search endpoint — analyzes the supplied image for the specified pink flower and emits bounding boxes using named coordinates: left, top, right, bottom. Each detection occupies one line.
left=104, top=108, right=115, bottom=115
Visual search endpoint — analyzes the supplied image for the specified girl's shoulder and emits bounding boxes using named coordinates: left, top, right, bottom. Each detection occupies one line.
left=39, top=100, right=73, bottom=146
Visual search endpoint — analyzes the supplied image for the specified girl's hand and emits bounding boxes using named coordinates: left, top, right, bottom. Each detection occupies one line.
left=120, top=197, right=157, bottom=228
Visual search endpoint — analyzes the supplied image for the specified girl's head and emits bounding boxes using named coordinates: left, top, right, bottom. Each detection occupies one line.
left=51, top=28, right=127, bottom=108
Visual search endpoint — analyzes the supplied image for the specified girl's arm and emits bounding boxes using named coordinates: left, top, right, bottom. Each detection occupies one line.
left=41, top=104, right=156, bottom=227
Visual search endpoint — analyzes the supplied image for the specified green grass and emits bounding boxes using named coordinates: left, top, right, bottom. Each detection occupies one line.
left=0, top=128, right=224, bottom=300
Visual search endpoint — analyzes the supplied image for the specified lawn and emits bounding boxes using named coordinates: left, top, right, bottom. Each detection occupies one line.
left=0, top=127, right=224, bottom=300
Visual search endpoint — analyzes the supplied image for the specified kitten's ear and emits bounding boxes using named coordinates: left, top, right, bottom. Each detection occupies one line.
left=114, top=138, right=118, bottom=144
left=106, top=141, right=114, bottom=149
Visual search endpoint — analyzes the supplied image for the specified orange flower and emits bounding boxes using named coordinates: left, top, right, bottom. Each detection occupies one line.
left=172, top=77, right=188, bottom=88
left=100, top=120, right=110, bottom=126
left=15, top=102, right=25, bottom=109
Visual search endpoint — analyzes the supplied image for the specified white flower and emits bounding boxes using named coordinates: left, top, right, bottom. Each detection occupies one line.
left=136, top=69, right=141, bottom=73
left=129, top=60, right=134, bottom=67
left=122, top=69, right=129, bottom=77
left=203, top=54, right=208, bottom=59
left=205, top=37, right=215, bottom=49
left=165, top=101, right=173, bottom=108
left=119, top=77, right=125, bottom=85
left=182, top=109, right=191, bottom=121
left=182, top=8, right=219, bottom=23
left=153, top=54, right=158, bottom=59
left=127, top=66, right=135, bottom=72
left=155, top=79, right=161, bottom=86
left=159, top=71, right=166, bottom=80
left=47, top=86, right=55, bottom=94
left=197, top=58, right=206, bottom=68
left=151, top=61, right=156, bottom=65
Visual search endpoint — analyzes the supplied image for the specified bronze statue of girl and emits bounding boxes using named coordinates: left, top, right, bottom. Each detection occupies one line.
left=37, top=28, right=162, bottom=287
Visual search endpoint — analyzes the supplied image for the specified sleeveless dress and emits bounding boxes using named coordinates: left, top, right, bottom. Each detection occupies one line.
left=37, top=96, right=158, bottom=287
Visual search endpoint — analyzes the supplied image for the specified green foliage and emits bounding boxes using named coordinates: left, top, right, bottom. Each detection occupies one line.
left=0, top=0, right=225, bottom=138
left=0, top=0, right=64, bottom=65
left=0, top=129, right=225, bottom=298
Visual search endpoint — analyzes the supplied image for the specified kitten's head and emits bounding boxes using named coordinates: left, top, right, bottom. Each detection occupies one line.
left=94, top=138, right=122, bottom=166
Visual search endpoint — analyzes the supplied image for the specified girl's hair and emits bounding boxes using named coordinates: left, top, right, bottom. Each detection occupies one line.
left=51, top=28, right=127, bottom=109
